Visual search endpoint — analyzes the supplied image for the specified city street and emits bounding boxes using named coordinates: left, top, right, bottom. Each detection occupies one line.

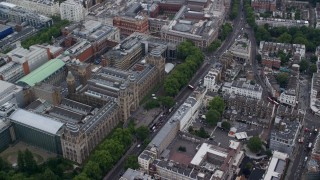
left=104, top=1, right=246, bottom=178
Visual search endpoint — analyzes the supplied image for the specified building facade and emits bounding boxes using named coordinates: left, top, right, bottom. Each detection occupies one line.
left=113, top=16, right=149, bottom=36
left=222, top=80, right=263, bottom=100
left=0, top=2, right=53, bottom=27
left=5, top=0, right=60, bottom=16
left=60, top=0, right=86, bottom=22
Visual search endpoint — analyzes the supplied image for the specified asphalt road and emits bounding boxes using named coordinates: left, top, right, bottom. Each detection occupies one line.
left=104, top=2, right=246, bottom=179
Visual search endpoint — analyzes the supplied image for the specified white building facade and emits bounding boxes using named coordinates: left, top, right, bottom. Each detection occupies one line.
left=222, top=81, right=263, bottom=100
left=6, top=0, right=60, bottom=16
left=60, top=0, right=86, bottom=22
left=279, top=90, right=297, bottom=107
left=203, top=69, right=220, bottom=91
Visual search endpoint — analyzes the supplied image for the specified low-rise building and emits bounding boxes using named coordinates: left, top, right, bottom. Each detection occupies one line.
left=0, top=2, right=53, bottom=27
left=228, top=38, right=252, bottom=64
left=278, top=74, right=299, bottom=107
left=256, top=18, right=309, bottom=27
left=251, top=0, right=276, bottom=12
left=113, top=15, right=149, bottom=36
left=259, top=41, right=306, bottom=60
left=60, top=0, right=86, bottom=22
left=262, top=151, right=289, bottom=180
left=261, top=56, right=281, bottom=69
left=0, top=80, right=24, bottom=107
left=6, top=0, right=60, bottom=16
left=269, top=116, right=301, bottom=155
left=120, top=168, right=153, bottom=180
left=222, top=80, right=263, bottom=100
left=311, top=73, right=320, bottom=116
left=203, top=64, right=222, bottom=91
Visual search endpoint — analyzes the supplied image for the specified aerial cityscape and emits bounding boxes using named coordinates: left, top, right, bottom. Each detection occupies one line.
left=0, top=0, right=319, bottom=179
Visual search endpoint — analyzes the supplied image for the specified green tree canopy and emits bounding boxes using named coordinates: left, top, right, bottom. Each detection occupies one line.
left=310, top=64, right=318, bottom=74
left=158, top=96, right=175, bottom=108
left=247, top=136, right=262, bottom=153
left=91, top=150, right=113, bottom=172
left=83, top=161, right=101, bottom=180
left=299, top=59, right=309, bottom=72
left=206, top=109, right=221, bottom=126
left=39, top=168, right=58, bottom=180
left=221, top=121, right=231, bottom=131
left=276, top=73, right=289, bottom=88
left=135, top=126, right=150, bottom=141
left=208, top=96, right=225, bottom=114
left=277, top=32, right=292, bottom=43
left=124, top=155, right=139, bottom=170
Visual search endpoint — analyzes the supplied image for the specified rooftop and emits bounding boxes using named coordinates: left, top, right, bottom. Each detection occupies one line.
left=263, top=151, right=288, bottom=180
left=190, top=143, right=228, bottom=166
left=120, top=168, right=152, bottom=180
left=10, top=109, right=64, bottom=135
left=16, top=59, right=65, bottom=86
left=271, top=116, right=300, bottom=140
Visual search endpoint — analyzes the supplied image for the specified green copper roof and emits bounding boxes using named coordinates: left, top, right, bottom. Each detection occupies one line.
left=17, top=59, right=65, bottom=86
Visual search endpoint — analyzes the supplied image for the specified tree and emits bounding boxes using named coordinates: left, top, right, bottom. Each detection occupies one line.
left=144, top=99, right=160, bottom=110
left=310, top=55, right=318, bottom=63
left=206, top=109, right=220, bottom=126
left=221, top=121, right=231, bottom=131
left=276, top=73, right=289, bottom=88
left=74, top=173, right=90, bottom=180
left=207, top=39, right=221, bottom=52
left=277, top=32, right=292, bottom=43
left=0, top=157, right=9, bottom=172
left=256, top=54, right=262, bottom=64
left=247, top=136, right=262, bottom=153
left=158, top=96, right=175, bottom=108
left=310, top=64, right=318, bottom=74
left=112, top=128, right=132, bottom=148
left=266, top=149, right=273, bottom=157
left=102, top=139, right=125, bottom=161
left=17, top=150, right=25, bottom=172
left=196, top=127, right=210, bottom=138
left=188, top=126, right=194, bottom=133
left=39, top=168, right=58, bottom=180
left=299, top=59, right=309, bottom=72
left=124, top=155, right=139, bottom=170
left=293, top=36, right=308, bottom=45
left=91, top=150, right=113, bottom=172
left=135, top=126, right=150, bottom=141
left=208, top=96, right=225, bottom=114
left=83, top=161, right=101, bottom=180
left=178, top=146, right=187, bottom=152
left=23, top=149, right=38, bottom=174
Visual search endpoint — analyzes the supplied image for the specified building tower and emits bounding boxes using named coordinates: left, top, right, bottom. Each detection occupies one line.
left=129, top=75, right=138, bottom=111
left=78, top=64, right=87, bottom=85
left=146, top=52, right=165, bottom=83
left=118, top=83, right=129, bottom=124
left=66, top=71, right=76, bottom=94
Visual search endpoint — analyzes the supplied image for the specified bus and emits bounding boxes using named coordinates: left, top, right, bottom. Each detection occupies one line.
left=188, top=84, right=194, bottom=90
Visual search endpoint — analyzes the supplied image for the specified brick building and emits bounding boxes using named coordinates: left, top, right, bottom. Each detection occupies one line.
left=251, top=0, right=276, bottom=12
left=113, top=16, right=148, bottom=36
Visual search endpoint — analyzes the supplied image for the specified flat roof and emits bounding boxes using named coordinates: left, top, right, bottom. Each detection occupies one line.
left=191, top=143, right=228, bottom=166
left=263, top=151, right=288, bottom=180
left=16, top=59, right=65, bottom=86
left=10, top=109, right=64, bottom=135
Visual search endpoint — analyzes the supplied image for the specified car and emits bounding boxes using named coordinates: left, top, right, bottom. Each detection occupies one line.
left=137, top=144, right=141, bottom=148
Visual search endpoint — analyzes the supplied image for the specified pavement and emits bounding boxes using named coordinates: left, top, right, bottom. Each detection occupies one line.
left=104, top=1, right=247, bottom=178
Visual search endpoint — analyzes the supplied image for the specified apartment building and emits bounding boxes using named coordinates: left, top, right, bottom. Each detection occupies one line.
left=251, top=0, right=276, bottom=12
left=113, top=15, right=149, bottom=36
left=222, top=80, right=263, bottom=100
left=0, top=45, right=51, bottom=83
left=6, top=0, right=60, bottom=16
left=203, top=64, right=222, bottom=91
left=228, top=38, right=252, bottom=64
left=278, top=74, right=299, bottom=107
left=311, top=73, right=320, bottom=116
left=60, top=0, right=86, bottom=22
left=270, top=116, right=301, bottom=155
left=256, top=18, right=309, bottom=28
left=262, top=151, right=289, bottom=180
left=0, top=2, right=52, bottom=27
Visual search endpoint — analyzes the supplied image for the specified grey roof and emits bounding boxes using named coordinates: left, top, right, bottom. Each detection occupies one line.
left=271, top=116, right=300, bottom=140
left=10, top=109, right=64, bottom=135
left=121, top=168, right=151, bottom=180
